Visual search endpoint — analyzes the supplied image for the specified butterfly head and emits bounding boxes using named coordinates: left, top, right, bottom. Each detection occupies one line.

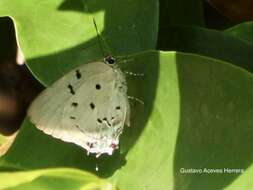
left=103, top=55, right=116, bottom=66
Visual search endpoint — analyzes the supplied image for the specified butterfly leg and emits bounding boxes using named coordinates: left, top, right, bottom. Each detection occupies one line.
left=128, top=96, right=144, bottom=105
left=117, top=56, right=134, bottom=64
left=124, top=71, right=144, bottom=77
left=117, top=57, right=144, bottom=76
left=96, top=153, right=102, bottom=158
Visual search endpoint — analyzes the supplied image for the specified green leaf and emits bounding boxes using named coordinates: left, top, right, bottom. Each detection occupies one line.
left=157, top=25, right=253, bottom=72
left=1, top=51, right=253, bottom=189
left=0, top=134, right=6, bottom=145
left=0, top=168, right=116, bottom=190
left=225, top=164, right=253, bottom=190
left=158, top=0, right=204, bottom=50
left=225, top=21, right=253, bottom=44
left=0, top=0, right=158, bottom=85
left=159, top=0, right=204, bottom=26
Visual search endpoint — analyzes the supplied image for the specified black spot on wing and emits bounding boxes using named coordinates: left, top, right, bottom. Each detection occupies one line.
left=67, top=84, right=75, bottom=95
left=116, top=106, right=121, bottom=110
left=75, top=70, right=81, bottom=79
left=74, top=124, right=85, bottom=133
left=72, top=102, right=78, bottom=107
left=95, top=84, right=101, bottom=90
left=70, top=116, right=76, bottom=120
left=90, top=102, right=95, bottom=109
left=87, top=142, right=94, bottom=148
left=103, top=117, right=111, bottom=126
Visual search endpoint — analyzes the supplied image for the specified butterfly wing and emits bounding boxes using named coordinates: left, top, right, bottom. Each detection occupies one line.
left=28, top=62, right=129, bottom=156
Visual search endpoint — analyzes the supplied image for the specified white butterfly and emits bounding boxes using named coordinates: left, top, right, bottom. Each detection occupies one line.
left=28, top=56, right=130, bottom=157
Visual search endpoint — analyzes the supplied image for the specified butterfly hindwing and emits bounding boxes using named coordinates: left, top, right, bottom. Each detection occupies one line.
left=28, top=61, right=129, bottom=156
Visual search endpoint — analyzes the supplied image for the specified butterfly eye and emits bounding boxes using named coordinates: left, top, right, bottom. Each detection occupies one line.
left=104, top=56, right=115, bottom=65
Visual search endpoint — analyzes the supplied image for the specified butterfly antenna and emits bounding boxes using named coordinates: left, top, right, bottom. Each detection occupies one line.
left=83, top=0, right=112, bottom=57
left=92, top=17, right=107, bottom=57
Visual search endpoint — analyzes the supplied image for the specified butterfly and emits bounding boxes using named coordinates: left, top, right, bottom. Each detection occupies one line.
left=28, top=56, right=130, bottom=157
